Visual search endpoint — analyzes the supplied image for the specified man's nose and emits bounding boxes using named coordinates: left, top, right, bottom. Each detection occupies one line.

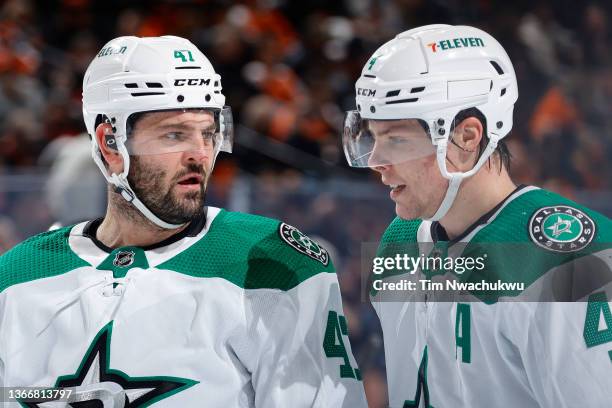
left=183, top=134, right=213, bottom=161
left=367, top=147, right=390, bottom=173
left=371, top=162, right=390, bottom=174
left=185, top=149, right=210, bottom=163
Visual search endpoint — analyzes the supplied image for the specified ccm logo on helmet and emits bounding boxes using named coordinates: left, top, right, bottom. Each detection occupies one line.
left=427, top=37, right=485, bottom=53
left=357, top=88, right=376, bottom=97
left=174, top=78, right=212, bottom=86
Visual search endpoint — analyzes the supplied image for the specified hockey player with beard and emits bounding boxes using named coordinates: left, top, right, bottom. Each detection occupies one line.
left=0, top=36, right=367, bottom=407
left=343, top=24, right=612, bottom=407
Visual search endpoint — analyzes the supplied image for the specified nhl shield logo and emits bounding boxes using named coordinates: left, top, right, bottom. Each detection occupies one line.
left=279, top=223, right=329, bottom=266
left=113, top=250, right=135, bottom=267
left=529, top=205, right=596, bottom=253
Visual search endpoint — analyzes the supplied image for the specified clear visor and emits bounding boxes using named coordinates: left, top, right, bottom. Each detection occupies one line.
left=342, top=110, right=436, bottom=167
left=124, top=107, right=234, bottom=156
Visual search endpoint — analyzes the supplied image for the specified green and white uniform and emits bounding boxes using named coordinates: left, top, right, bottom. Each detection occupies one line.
left=0, top=207, right=366, bottom=407
left=372, top=186, right=612, bottom=407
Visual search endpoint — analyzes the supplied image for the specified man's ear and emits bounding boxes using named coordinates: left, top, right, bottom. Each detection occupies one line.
left=452, top=116, right=483, bottom=152
left=447, top=116, right=483, bottom=171
left=95, top=122, right=124, bottom=174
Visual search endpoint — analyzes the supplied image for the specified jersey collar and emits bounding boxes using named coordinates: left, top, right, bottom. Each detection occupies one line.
left=68, top=207, right=222, bottom=269
left=82, top=207, right=208, bottom=253
left=430, top=184, right=533, bottom=244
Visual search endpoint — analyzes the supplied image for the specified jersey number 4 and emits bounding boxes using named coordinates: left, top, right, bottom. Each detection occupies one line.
left=323, top=311, right=362, bottom=379
left=583, top=292, right=612, bottom=362
left=456, top=303, right=471, bottom=364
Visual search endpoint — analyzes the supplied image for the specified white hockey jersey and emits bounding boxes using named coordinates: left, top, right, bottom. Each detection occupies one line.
left=0, top=207, right=367, bottom=407
left=372, top=186, right=612, bottom=407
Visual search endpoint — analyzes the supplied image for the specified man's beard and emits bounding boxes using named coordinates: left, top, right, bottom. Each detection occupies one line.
left=126, top=156, right=208, bottom=225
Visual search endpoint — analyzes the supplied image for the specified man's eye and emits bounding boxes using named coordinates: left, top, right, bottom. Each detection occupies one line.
left=163, top=132, right=183, bottom=141
left=202, top=131, right=217, bottom=145
left=388, top=136, right=408, bottom=145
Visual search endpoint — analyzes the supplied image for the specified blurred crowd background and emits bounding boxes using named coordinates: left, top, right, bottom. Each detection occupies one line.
left=1, top=0, right=611, bottom=406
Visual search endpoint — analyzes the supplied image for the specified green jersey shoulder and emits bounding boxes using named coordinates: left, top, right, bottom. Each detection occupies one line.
left=471, top=188, right=611, bottom=247
left=379, top=188, right=611, bottom=246
left=158, top=209, right=336, bottom=290
left=0, top=209, right=335, bottom=294
left=0, top=226, right=87, bottom=293
left=375, top=187, right=612, bottom=301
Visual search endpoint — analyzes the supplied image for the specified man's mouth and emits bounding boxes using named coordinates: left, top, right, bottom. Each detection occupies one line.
left=177, top=174, right=203, bottom=186
left=389, top=184, right=406, bottom=198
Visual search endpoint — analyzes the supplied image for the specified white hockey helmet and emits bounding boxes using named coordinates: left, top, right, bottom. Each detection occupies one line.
left=82, top=35, right=233, bottom=229
left=343, top=24, right=518, bottom=220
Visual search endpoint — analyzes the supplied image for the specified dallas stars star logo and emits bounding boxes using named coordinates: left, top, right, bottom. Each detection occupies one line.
left=21, top=322, right=197, bottom=408
left=546, top=216, right=574, bottom=238
left=279, top=223, right=329, bottom=266
left=529, top=205, right=596, bottom=253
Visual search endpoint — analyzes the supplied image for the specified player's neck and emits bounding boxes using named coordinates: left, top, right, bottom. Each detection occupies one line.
left=438, top=164, right=516, bottom=240
left=96, top=191, right=189, bottom=249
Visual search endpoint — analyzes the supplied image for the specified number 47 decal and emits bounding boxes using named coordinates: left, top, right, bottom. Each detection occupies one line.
left=174, top=50, right=194, bottom=62
left=323, top=311, right=362, bottom=380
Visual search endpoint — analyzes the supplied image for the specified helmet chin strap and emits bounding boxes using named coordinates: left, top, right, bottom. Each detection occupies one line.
left=91, top=138, right=186, bottom=230
left=110, top=140, right=224, bottom=231
left=426, top=172, right=462, bottom=222
left=425, top=136, right=499, bottom=222
left=110, top=174, right=186, bottom=230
